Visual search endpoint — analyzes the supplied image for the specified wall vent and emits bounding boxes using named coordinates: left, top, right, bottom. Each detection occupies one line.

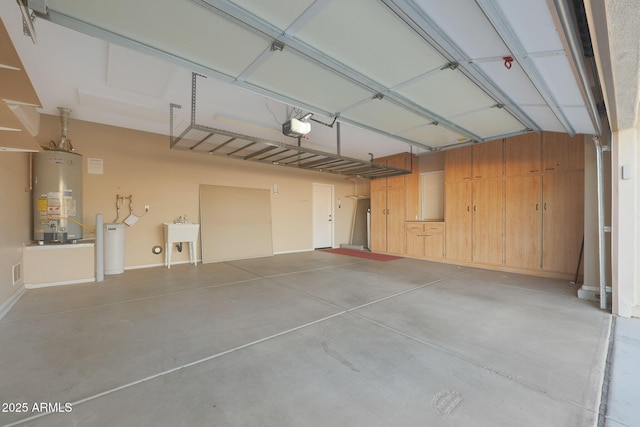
left=12, top=263, right=21, bottom=286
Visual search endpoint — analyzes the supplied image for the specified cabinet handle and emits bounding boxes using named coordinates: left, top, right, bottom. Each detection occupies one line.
left=386, top=208, right=390, bottom=214
left=545, top=167, right=555, bottom=171
left=467, top=205, right=470, bottom=212
left=530, top=169, right=539, bottom=173
left=473, top=205, right=477, bottom=212
left=383, top=209, right=386, bottom=215
left=535, top=203, right=539, bottom=211
left=475, top=176, right=481, bottom=179
left=544, top=203, right=547, bottom=210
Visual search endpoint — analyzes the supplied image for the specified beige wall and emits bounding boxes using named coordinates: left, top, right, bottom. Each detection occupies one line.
left=0, top=151, right=31, bottom=307
left=419, top=151, right=444, bottom=172
left=32, top=114, right=357, bottom=270
left=611, top=127, right=640, bottom=317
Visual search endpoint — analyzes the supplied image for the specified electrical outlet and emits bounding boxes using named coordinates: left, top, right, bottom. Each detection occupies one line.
left=145, top=205, right=150, bottom=212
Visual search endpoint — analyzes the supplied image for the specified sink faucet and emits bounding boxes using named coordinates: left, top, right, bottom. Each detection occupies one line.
left=174, top=216, right=183, bottom=224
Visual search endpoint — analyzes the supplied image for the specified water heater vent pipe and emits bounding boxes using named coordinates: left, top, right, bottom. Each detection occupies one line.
left=49, top=107, right=74, bottom=151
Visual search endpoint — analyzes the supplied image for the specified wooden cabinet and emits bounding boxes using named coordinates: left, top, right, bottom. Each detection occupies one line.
left=505, top=175, right=542, bottom=269
left=371, top=188, right=405, bottom=254
left=443, top=132, right=584, bottom=278
left=445, top=181, right=472, bottom=262
left=406, top=222, right=445, bottom=259
left=370, top=152, right=417, bottom=254
left=503, top=171, right=584, bottom=274
left=472, top=179, right=504, bottom=265
left=445, top=140, right=503, bottom=181
left=445, top=146, right=472, bottom=182
left=371, top=152, right=415, bottom=190
left=386, top=187, right=406, bottom=254
left=445, top=179, right=503, bottom=265
left=370, top=189, right=387, bottom=252
left=473, top=139, right=504, bottom=179
left=542, top=171, right=584, bottom=273
left=505, top=133, right=541, bottom=176
left=406, top=222, right=425, bottom=257
left=542, top=132, right=584, bottom=173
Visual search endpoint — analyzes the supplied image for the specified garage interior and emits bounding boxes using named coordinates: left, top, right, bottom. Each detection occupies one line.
left=0, top=1, right=639, bottom=426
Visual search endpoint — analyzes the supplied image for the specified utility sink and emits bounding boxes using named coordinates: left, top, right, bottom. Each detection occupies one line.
left=162, top=223, right=200, bottom=268
left=163, top=223, right=200, bottom=243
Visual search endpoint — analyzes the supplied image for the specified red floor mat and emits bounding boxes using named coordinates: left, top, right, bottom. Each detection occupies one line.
left=320, top=248, right=403, bottom=261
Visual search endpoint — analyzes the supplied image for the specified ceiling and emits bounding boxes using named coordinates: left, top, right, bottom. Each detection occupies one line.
left=1, top=0, right=602, bottom=160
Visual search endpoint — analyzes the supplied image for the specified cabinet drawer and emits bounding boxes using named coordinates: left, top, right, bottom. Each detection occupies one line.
left=423, top=222, right=444, bottom=234
left=406, top=223, right=424, bottom=233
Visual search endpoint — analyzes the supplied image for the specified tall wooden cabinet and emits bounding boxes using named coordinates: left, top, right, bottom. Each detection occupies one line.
left=445, top=139, right=503, bottom=265
left=472, top=179, right=504, bottom=265
left=505, top=175, right=542, bottom=269
left=445, top=181, right=472, bottom=261
left=370, top=152, right=418, bottom=254
left=504, top=132, right=543, bottom=269
left=542, top=171, right=584, bottom=273
left=445, top=131, right=584, bottom=277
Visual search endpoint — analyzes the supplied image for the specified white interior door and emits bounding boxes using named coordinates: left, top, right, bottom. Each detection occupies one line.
left=313, top=183, right=334, bottom=248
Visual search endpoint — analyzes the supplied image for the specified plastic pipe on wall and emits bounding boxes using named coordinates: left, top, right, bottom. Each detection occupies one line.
left=95, top=213, right=104, bottom=282
left=593, top=136, right=607, bottom=310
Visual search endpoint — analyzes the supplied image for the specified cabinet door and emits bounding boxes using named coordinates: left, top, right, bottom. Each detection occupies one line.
left=505, top=176, right=542, bottom=269
left=386, top=153, right=408, bottom=189
left=406, top=223, right=425, bottom=257
left=445, top=181, right=472, bottom=261
left=473, top=139, right=504, bottom=179
left=445, top=146, right=473, bottom=182
left=406, top=155, right=420, bottom=221
left=370, top=176, right=387, bottom=191
left=505, top=133, right=541, bottom=176
left=371, top=156, right=388, bottom=191
left=542, top=132, right=584, bottom=172
left=370, top=189, right=387, bottom=252
left=424, top=233, right=444, bottom=259
left=386, top=187, right=406, bottom=254
left=472, top=179, right=504, bottom=265
left=542, top=172, right=584, bottom=273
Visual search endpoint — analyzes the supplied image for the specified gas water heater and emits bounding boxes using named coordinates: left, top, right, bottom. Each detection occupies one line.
left=33, top=108, right=83, bottom=243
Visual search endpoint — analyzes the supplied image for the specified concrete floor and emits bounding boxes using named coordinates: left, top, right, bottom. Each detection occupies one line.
left=0, top=251, right=611, bottom=426
left=602, top=317, right=640, bottom=427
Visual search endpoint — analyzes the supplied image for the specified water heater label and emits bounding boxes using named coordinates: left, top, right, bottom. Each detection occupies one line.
left=37, top=198, right=47, bottom=212
left=64, top=198, right=76, bottom=217
left=48, top=157, right=65, bottom=165
left=46, top=192, right=61, bottom=217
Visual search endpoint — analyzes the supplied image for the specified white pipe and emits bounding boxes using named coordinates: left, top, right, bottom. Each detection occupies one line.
left=95, top=213, right=104, bottom=282
left=593, top=136, right=607, bottom=310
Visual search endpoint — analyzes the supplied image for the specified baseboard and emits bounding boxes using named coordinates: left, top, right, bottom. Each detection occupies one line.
left=0, top=285, right=26, bottom=320
left=273, top=248, right=314, bottom=255
left=25, top=277, right=95, bottom=289
left=125, top=262, right=166, bottom=270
